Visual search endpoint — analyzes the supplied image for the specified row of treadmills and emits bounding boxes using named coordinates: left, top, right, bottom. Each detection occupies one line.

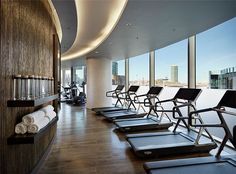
left=92, top=85, right=236, bottom=174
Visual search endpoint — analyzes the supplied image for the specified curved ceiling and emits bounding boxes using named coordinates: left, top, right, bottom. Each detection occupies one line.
left=88, top=0, right=236, bottom=60
left=61, top=0, right=128, bottom=60
left=54, top=0, right=236, bottom=66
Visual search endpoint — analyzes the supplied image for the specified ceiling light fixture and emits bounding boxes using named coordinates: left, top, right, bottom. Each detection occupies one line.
left=61, top=0, right=128, bottom=61
left=126, top=23, right=132, bottom=26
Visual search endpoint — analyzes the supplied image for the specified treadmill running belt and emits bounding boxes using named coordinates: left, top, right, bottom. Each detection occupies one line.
left=98, top=107, right=124, bottom=112
left=116, top=119, right=158, bottom=127
left=103, top=111, right=136, bottom=118
left=129, top=134, right=193, bottom=149
left=150, top=161, right=236, bottom=174
left=92, top=107, right=114, bottom=111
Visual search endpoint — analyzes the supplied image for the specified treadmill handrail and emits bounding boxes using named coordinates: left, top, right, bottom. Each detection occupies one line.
left=106, top=87, right=124, bottom=107
left=188, top=107, right=236, bottom=127
left=143, top=96, right=160, bottom=106
left=154, top=98, right=173, bottom=106
left=105, top=85, right=124, bottom=97
left=189, top=106, right=236, bottom=157
left=134, top=87, right=162, bottom=105
left=117, top=89, right=139, bottom=110
left=172, top=102, right=194, bottom=120
left=133, top=88, right=163, bottom=119
left=134, top=94, right=147, bottom=101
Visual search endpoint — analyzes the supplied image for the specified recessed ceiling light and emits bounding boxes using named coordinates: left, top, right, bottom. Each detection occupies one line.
left=95, top=51, right=99, bottom=54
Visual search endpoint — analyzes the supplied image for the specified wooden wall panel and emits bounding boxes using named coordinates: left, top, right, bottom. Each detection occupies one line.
left=0, top=1, right=59, bottom=173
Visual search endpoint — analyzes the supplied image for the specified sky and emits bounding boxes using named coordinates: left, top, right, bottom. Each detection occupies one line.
left=115, top=17, right=236, bottom=83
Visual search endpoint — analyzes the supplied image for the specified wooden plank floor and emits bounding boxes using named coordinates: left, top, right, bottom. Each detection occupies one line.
left=38, top=104, right=147, bottom=174
left=38, top=103, right=236, bottom=174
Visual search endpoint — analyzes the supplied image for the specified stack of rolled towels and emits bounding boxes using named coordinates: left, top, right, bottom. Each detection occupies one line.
left=15, top=105, right=56, bottom=134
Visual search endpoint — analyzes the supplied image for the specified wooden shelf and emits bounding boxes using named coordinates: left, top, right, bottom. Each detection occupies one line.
left=7, top=94, right=58, bottom=107
left=7, top=116, right=58, bottom=145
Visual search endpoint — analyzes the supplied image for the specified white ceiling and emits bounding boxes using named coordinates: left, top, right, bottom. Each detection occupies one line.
left=55, top=0, right=236, bottom=67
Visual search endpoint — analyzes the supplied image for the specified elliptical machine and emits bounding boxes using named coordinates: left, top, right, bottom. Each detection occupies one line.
left=61, top=81, right=86, bottom=106
left=73, top=81, right=86, bottom=106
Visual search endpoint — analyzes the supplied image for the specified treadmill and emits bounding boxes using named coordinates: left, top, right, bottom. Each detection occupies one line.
left=126, top=88, right=217, bottom=158
left=114, top=86, right=173, bottom=132
left=100, top=85, right=146, bottom=121
left=92, top=85, right=125, bottom=114
left=144, top=90, right=236, bottom=174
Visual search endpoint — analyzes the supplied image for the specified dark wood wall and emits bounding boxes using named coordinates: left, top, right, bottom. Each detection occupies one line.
left=0, top=1, right=59, bottom=173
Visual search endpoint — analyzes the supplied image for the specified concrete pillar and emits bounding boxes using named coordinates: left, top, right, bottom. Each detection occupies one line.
left=188, top=36, right=196, bottom=88
left=125, top=58, right=129, bottom=91
left=149, top=51, right=155, bottom=87
left=86, top=57, right=112, bottom=109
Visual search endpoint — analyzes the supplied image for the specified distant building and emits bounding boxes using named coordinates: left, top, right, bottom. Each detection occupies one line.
left=112, top=62, right=118, bottom=76
left=171, top=65, right=178, bottom=83
left=112, top=62, right=125, bottom=85
left=209, top=66, right=236, bottom=89
left=112, top=75, right=125, bottom=85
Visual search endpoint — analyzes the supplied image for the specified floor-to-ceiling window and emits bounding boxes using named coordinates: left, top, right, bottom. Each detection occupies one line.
left=111, top=59, right=125, bottom=104
left=112, top=59, right=125, bottom=86
left=128, top=53, right=149, bottom=112
left=61, top=69, right=71, bottom=87
left=74, top=66, right=86, bottom=93
left=196, top=17, right=236, bottom=139
left=129, top=53, right=149, bottom=95
left=155, top=39, right=188, bottom=88
left=154, top=40, right=188, bottom=117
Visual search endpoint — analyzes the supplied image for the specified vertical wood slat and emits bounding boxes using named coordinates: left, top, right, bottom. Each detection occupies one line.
left=0, top=1, right=59, bottom=173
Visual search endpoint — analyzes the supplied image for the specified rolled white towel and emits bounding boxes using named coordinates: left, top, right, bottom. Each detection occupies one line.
left=27, top=117, right=50, bottom=133
left=40, top=105, right=54, bottom=114
left=45, top=111, right=56, bottom=121
left=22, top=111, right=45, bottom=125
left=15, top=122, right=28, bottom=134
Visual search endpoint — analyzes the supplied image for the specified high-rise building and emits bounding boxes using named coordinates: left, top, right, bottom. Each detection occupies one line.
left=112, top=62, right=118, bottom=76
left=171, top=65, right=178, bottom=83
left=209, top=66, right=236, bottom=89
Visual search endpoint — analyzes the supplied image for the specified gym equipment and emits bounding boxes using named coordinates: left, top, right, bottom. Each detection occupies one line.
left=92, top=85, right=125, bottom=114
left=144, top=90, right=236, bottom=174
left=114, top=86, right=173, bottom=132
left=60, top=81, right=86, bottom=106
left=126, top=88, right=217, bottom=158
left=100, top=85, right=145, bottom=121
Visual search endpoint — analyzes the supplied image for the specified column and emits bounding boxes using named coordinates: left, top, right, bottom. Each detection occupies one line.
left=188, top=36, right=196, bottom=88
left=125, top=58, right=129, bottom=91
left=149, top=51, right=155, bottom=87
left=86, top=57, right=112, bottom=109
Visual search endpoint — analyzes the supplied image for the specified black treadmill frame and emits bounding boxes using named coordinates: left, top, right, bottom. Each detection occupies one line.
left=144, top=90, right=236, bottom=174
left=114, top=86, right=174, bottom=132
left=92, top=85, right=125, bottom=114
left=126, top=88, right=218, bottom=158
left=100, top=86, right=143, bottom=121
